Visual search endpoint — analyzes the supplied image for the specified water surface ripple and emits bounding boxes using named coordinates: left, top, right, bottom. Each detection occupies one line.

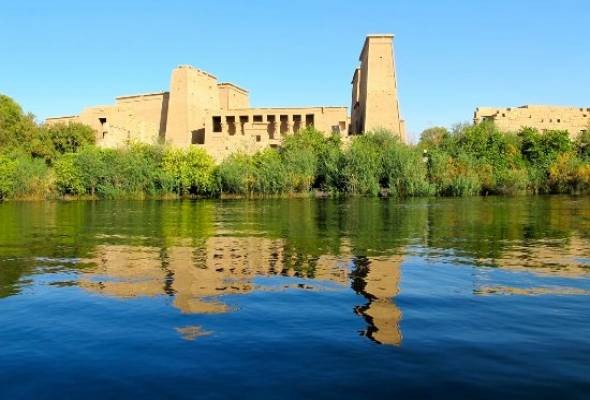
left=0, top=196, right=589, bottom=399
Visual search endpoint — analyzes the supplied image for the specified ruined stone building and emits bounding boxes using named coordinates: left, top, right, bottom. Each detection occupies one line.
left=474, top=105, right=590, bottom=138
left=45, top=34, right=406, bottom=160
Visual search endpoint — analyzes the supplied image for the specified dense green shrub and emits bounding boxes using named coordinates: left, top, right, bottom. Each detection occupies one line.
left=576, top=129, right=590, bottom=161
left=548, top=152, right=590, bottom=194
left=0, top=151, right=51, bottom=199
left=427, top=150, right=481, bottom=196
left=343, top=132, right=387, bottom=195
left=252, top=149, right=287, bottom=194
left=1, top=90, right=590, bottom=200
left=383, top=141, right=433, bottom=197
left=315, top=134, right=345, bottom=192
left=280, top=128, right=324, bottom=192
left=215, top=153, right=255, bottom=195
left=161, top=147, right=215, bottom=196
left=54, top=153, right=85, bottom=195
left=33, top=122, right=96, bottom=163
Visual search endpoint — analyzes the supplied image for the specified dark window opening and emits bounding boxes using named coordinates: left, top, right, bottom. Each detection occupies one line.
left=239, top=116, right=249, bottom=135
left=213, top=116, right=222, bottom=133
left=226, top=116, right=236, bottom=135
left=557, top=119, right=561, bottom=123
left=267, top=115, right=276, bottom=139
left=331, top=125, right=339, bottom=134
left=256, top=135, right=261, bottom=142
left=305, top=114, right=314, bottom=127
left=253, top=115, right=263, bottom=123
left=99, top=117, right=108, bottom=138
left=191, top=129, right=205, bottom=145
left=293, top=115, right=302, bottom=132
left=339, top=121, right=346, bottom=131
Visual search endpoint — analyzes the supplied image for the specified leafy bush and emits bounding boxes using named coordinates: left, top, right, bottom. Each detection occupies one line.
left=33, top=122, right=95, bottom=162
left=428, top=150, right=481, bottom=196
left=343, top=133, right=385, bottom=195
left=383, top=141, right=433, bottom=197
left=161, top=147, right=215, bottom=196
left=252, top=149, right=287, bottom=194
left=0, top=151, right=51, bottom=199
left=280, top=128, right=324, bottom=192
left=576, top=129, right=590, bottom=161
left=2, top=90, right=590, bottom=200
left=215, top=153, right=255, bottom=195
left=548, top=152, right=590, bottom=194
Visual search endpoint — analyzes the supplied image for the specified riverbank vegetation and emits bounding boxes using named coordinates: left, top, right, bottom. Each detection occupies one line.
left=1, top=94, right=589, bottom=200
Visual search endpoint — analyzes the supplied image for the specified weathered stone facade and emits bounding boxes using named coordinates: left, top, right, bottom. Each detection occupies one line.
left=474, top=105, right=590, bottom=138
left=350, top=34, right=406, bottom=141
left=45, top=34, right=405, bottom=159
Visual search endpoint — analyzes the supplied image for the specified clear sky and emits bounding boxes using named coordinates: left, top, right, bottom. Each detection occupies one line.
left=1, top=0, right=588, bottom=142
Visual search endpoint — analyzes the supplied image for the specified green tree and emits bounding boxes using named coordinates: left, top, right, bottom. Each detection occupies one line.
left=33, top=122, right=96, bottom=162
left=419, top=126, right=450, bottom=149
left=0, top=94, right=39, bottom=151
left=162, top=147, right=215, bottom=195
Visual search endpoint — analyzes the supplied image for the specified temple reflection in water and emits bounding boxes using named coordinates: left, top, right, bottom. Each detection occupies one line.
left=79, top=237, right=404, bottom=346
left=2, top=196, right=590, bottom=347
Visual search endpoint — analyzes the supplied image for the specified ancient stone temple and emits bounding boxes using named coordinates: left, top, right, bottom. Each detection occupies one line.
left=350, top=34, right=406, bottom=141
left=474, top=105, right=590, bottom=138
left=46, top=34, right=406, bottom=160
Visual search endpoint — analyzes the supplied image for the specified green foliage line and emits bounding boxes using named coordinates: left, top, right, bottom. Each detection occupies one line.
left=1, top=93, right=589, bottom=200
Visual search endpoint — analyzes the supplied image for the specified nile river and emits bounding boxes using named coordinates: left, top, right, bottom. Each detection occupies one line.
left=1, top=196, right=589, bottom=399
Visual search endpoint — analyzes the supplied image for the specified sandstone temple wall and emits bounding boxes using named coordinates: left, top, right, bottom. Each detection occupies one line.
left=45, top=34, right=406, bottom=159
left=474, top=105, right=590, bottom=138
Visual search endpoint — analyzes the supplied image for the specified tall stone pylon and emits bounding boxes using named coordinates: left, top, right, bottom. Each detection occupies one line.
left=165, top=65, right=221, bottom=146
left=350, top=34, right=405, bottom=141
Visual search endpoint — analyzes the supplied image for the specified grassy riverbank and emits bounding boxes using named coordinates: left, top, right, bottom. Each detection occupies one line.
left=1, top=94, right=589, bottom=200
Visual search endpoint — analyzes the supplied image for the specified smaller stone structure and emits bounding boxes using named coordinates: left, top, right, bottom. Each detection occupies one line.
left=474, top=105, right=590, bottom=138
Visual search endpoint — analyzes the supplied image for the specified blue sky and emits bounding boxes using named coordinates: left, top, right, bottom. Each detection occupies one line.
left=1, top=0, right=588, bottom=142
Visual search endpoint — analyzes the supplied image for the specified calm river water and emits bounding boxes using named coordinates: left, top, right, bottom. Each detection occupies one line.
left=0, top=196, right=589, bottom=399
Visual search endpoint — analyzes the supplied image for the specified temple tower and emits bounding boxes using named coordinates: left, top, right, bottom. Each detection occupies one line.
left=165, top=65, right=221, bottom=146
left=351, top=34, right=405, bottom=141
